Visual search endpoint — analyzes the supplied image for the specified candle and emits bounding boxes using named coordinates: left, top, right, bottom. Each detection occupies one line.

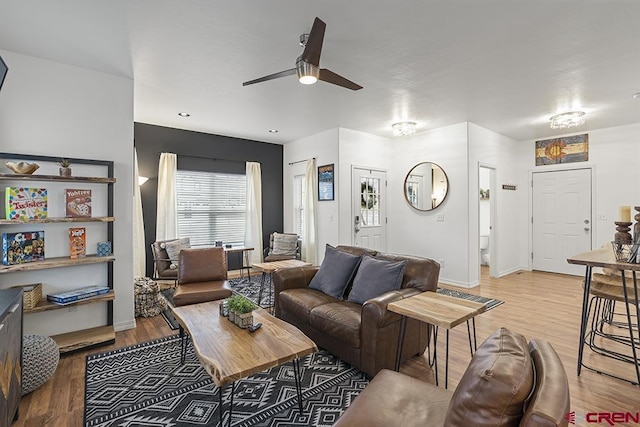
left=619, top=206, right=631, bottom=222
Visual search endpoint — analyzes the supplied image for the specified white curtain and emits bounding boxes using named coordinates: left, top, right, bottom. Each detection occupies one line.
left=156, top=152, right=178, bottom=241
left=303, top=158, right=318, bottom=264
left=133, top=148, right=146, bottom=277
left=244, top=162, right=263, bottom=265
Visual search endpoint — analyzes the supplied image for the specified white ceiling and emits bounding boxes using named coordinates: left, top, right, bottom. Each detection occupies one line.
left=1, top=0, right=639, bottom=144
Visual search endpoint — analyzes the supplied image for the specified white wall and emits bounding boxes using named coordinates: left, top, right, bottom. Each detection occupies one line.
left=0, top=50, right=135, bottom=333
left=468, top=123, right=527, bottom=282
left=283, top=128, right=339, bottom=263
left=386, top=123, right=471, bottom=286
left=520, top=123, right=640, bottom=258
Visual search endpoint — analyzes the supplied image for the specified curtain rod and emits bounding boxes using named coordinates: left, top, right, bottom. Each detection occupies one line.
left=158, top=152, right=260, bottom=164
left=288, top=157, right=316, bottom=166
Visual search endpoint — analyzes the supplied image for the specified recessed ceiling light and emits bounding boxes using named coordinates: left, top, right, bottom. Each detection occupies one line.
left=178, top=112, right=190, bottom=117
left=268, top=129, right=279, bottom=133
left=633, top=92, right=640, bottom=99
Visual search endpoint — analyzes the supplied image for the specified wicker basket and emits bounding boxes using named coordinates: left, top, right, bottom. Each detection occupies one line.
left=12, top=283, right=43, bottom=310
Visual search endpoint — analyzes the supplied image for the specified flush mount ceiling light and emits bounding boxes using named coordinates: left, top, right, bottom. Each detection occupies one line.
left=268, top=129, right=279, bottom=133
left=549, top=111, right=585, bottom=129
left=178, top=112, right=190, bottom=117
left=392, top=121, right=417, bottom=137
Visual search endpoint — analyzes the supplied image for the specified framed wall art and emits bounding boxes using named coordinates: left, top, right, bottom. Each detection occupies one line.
left=535, top=133, right=589, bottom=165
left=318, top=164, right=334, bottom=201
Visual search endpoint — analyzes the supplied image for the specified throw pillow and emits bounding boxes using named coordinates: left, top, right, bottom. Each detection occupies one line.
left=347, top=255, right=407, bottom=304
left=164, top=238, right=191, bottom=264
left=444, top=327, right=534, bottom=427
left=309, top=244, right=362, bottom=299
left=272, top=233, right=298, bottom=256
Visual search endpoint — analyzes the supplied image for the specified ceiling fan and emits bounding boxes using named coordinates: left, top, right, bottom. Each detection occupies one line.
left=242, top=17, right=363, bottom=91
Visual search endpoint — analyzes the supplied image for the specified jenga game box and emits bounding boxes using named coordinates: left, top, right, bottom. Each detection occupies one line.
left=69, top=227, right=86, bottom=259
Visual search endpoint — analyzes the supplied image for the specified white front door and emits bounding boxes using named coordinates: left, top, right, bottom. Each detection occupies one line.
left=352, top=167, right=387, bottom=251
left=532, top=168, right=592, bottom=275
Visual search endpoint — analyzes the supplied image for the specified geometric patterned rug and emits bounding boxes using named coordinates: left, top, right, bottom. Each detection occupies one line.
left=84, top=335, right=368, bottom=427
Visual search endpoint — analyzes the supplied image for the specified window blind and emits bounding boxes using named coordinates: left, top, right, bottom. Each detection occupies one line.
left=176, top=170, right=246, bottom=246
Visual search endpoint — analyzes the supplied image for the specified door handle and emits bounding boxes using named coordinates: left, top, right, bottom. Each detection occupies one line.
left=584, top=227, right=590, bottom=232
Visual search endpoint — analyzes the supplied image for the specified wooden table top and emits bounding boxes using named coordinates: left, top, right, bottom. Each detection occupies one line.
left=223, top=246, right=253, bottom=254
left=172, top=301, right=317, bottom=387
left=387, top=292, right=486, bottom=329
left=252, top=259, right=311, bottom=272
left=567, top=246, right=640, bottom=271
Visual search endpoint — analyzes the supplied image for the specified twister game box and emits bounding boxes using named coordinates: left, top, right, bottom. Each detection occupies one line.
left=5, top=187, right=48, bottom=220
left=2, top=231, right=45, bottom=265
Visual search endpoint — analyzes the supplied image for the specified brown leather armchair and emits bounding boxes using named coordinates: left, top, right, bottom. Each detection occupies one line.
left=335, top=328, right=571, bottom=427
left=173, top=247, right=232, bottom=307
left=150, top=239, right=179, bottom=283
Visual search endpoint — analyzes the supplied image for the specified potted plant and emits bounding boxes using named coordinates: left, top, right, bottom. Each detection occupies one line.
left=59, top=158, right=71, bottom=177
left=225, top=295, right=257, bottom=328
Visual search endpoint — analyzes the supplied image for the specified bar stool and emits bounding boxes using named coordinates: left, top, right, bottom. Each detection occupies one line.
left=584, top=272, right=639, bottom=366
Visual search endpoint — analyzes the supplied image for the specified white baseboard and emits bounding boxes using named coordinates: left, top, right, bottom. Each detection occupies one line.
left=497, top=266, right=529, bottom=278
left=438, top=278, right=479, bottom=289
left=114, top=319, right=136, bottom=332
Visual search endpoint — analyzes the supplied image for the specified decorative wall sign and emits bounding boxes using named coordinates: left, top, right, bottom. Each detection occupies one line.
left=318, top=164, right=334, bottom=201
left=535, top=133, right=588, bottom=165
left=502, top=184, right=517, bottom=191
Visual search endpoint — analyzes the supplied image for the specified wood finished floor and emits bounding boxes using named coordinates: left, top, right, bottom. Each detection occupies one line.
left=14, top=268, right=640, bottom=426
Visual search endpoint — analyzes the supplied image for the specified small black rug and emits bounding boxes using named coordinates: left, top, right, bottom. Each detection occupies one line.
left=160, top=276, right=267, bottom=330
left=436, top=287, right=504, bottom=311
left=84, top=335, right=368, bottom=427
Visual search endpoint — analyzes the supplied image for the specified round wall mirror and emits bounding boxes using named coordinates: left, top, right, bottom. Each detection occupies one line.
left=404, top=162, right=449, bottom=211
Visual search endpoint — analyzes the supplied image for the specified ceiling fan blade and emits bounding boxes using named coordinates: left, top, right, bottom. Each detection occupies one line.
left=301, top=17, right=326, bottom=66
left=242, top=68, right=296, bottom=86
left=319, top=69, right=363, bottom=91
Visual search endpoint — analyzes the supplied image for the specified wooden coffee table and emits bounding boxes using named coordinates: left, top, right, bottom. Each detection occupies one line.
left=388, top=291, right=486, bottom=388
left=172, top=300, right=317, bottom=426
left=252, top=259, right=312, bottom=311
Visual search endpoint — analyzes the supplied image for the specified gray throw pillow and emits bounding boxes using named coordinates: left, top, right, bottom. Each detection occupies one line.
left=163, top=238, right=191, bottom=264
left=309, top=245, right=362, bottom=299
left=347, top=255, right=407, bottom=304
left=272, top=233, right=298, bottom=256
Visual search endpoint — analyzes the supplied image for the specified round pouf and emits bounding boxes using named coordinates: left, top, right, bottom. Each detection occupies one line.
left=22, top=335, right=59, bottom=395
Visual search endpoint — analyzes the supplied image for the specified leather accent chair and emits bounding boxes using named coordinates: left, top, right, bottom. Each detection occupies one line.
left=173, top=247, right=232, bottom=307
left=335, top=328, right=570, bottom=427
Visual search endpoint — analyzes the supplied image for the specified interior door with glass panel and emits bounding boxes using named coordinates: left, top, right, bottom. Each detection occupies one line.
left=352, top=167, right=387, bottom=251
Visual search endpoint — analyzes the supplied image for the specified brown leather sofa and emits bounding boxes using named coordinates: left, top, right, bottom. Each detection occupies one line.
left=335, top=327, right=571, bottom=427
left=273, top=245, right=440, bottom=378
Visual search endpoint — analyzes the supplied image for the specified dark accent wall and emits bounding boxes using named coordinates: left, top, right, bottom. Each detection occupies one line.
left=135, top=122, right=284, bottom=277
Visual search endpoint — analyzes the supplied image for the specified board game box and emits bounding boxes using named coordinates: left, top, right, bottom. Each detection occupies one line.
left=47, top=285, right=110, bottom=305
left=69, top=227, right=86, bottom=259
left=5, top=187, right=48, bottom=220
left=2, top=230, right=45, bottom=265
left=65, top=189, right=92, bottom=218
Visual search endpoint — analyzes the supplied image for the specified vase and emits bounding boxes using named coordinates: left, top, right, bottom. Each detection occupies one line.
left=59, top=167, right=72, bottom=177
left=236, top=312, right=253, bottom=329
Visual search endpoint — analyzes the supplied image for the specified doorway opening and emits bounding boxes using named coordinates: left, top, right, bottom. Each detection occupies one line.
left=479, top=164, right=497, bottom=279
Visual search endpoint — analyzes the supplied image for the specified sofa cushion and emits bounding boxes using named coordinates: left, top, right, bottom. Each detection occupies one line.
left=309, top=302, right=362, bottom=348
left=444, top=327, right=534, bottom=427
left=279, top=288, right=338, bottom=323
left=347, top=255, right=407, bottom=304
left=334, top=369, right=453, bottom=427
left=309, top=245, right=362, bottom=299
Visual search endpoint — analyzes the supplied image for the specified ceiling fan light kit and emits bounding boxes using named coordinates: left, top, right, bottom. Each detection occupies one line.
left=242, top=17, right=362, bottom=91
left=549, top=111, right=585, bottom=129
